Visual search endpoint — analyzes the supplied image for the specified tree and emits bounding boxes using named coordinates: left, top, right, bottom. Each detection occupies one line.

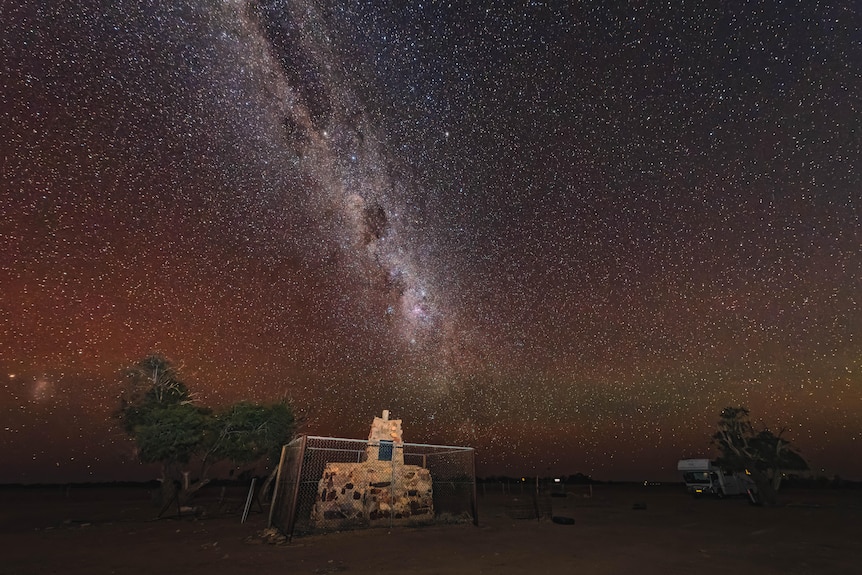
left=711, top=406, right=808, bottom=505
left=117, top=354, right=212, bottom=503
left=117, top=354, right=298, bottom=506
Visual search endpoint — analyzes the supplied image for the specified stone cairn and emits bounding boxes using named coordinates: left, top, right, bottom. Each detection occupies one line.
left=311, top=410, right=434, bottom=527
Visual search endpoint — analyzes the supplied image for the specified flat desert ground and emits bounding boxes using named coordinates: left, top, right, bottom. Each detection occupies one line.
left=2, top=483, right=859, bottom=574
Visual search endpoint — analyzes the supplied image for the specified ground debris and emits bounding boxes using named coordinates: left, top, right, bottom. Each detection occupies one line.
left=247, top=527, right=288, bottom=545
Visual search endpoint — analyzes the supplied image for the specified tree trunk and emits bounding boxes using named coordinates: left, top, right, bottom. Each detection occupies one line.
left=751, top=470, right=778, bottom=505
left=769, top=469, right=784, bottom=492
left=159, top=462, right=178, bottom=506
left=178, top=475, right=210, bottom=505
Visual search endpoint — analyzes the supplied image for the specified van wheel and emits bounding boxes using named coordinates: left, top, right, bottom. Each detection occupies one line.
left=716, top=489, right=725, bottom=499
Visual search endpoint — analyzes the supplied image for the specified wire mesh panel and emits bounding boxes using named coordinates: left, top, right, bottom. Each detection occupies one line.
left=269, top=435, right=477, bottom=539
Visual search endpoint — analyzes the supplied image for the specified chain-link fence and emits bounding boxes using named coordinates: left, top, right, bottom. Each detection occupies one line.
left=269, top=435, right=477, bottom=539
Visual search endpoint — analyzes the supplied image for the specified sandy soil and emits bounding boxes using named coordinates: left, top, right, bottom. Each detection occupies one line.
left=1, top=483, right=859, bottom=575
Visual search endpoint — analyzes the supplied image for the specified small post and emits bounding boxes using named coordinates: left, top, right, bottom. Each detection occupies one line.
left=242, top=478, right=257, bottom=523
left=470, top=448, right=479, bottom=526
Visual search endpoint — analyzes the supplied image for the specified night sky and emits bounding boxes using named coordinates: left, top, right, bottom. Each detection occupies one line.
left=2, top=1, right=861, bottom=484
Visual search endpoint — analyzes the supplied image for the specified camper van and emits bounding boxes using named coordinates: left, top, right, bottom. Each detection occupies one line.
left=677, top=458, right=757, bottom=497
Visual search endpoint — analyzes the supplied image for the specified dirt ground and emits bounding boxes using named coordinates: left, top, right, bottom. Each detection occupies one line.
left=1, top=483, right=859, bottom=575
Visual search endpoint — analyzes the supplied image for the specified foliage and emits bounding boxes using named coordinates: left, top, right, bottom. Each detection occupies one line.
left=118, top=354, right=194, bottom=433
left=204, top=401, right=296, bottom=468
left=711, top=406, right=808, bottom=502
left=131, top=402, right=211, bottom=466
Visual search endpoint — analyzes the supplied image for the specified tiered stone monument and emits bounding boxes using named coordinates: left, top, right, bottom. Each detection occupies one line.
left=311, top=410, right=434, bottom=527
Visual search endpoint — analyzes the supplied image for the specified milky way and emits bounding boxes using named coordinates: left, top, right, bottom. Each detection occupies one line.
left=2, top=1, right=861, bottom=482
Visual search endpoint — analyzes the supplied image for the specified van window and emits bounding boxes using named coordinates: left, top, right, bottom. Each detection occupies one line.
left=683, top=471, right=711, bottom=484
